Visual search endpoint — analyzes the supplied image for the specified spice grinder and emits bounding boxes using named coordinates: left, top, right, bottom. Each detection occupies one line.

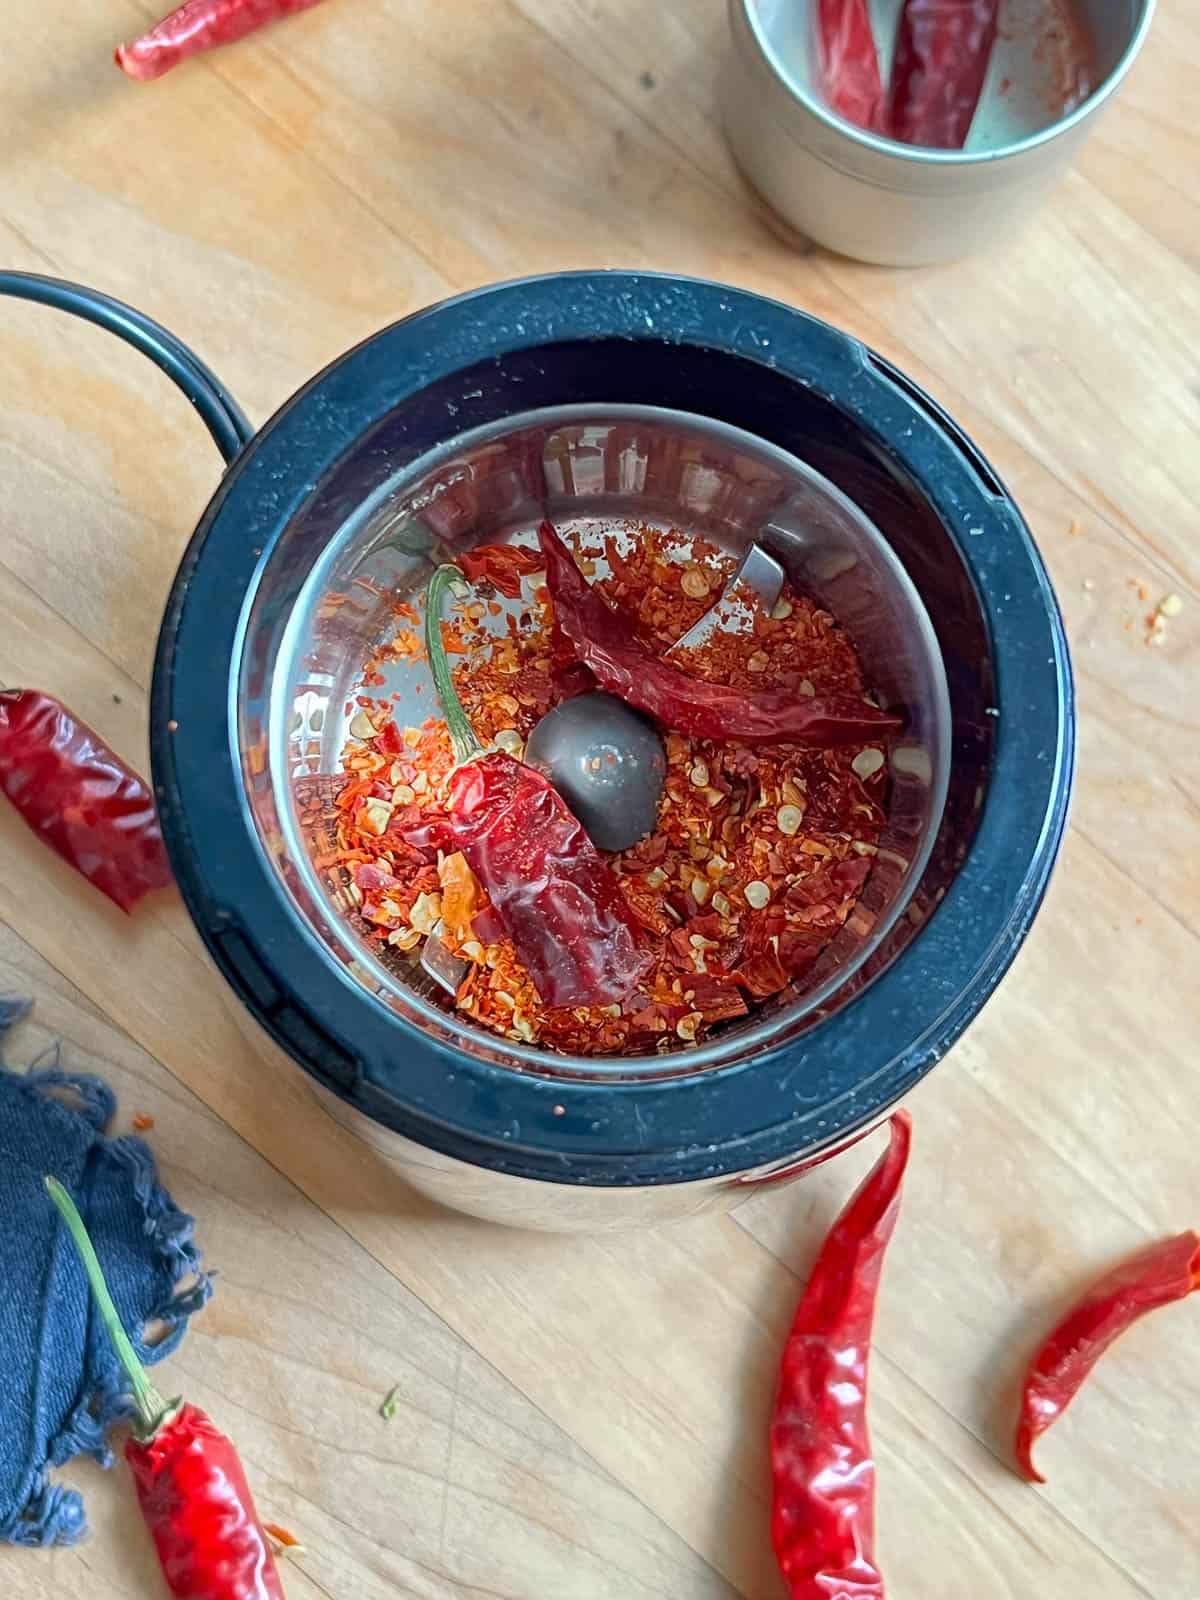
left=0, top=270, right=1073, bottom=1230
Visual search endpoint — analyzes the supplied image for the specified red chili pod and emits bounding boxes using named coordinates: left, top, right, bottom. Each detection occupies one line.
left=116, top=0, right=328, bottom=82
left=770, top=1112, right=912, bottom=1600
left=815, top=0, right=888, bottom=132
left=1016, top=1230, right=1200, bottom=1483
left=889, top=0, right=1001, bottom=149
left=417, top=564, right=650, bottom=1009
left=0, top=690, right=173, bottom=912
left=45, top=1178, right=286, bottom=1600
left=538, top=521, right=902, bottom=748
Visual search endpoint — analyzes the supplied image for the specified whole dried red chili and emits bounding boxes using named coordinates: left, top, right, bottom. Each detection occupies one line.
left=889, top=0, right=1000, bottom=148
left=116, top=0, right=327, bottom=82
left=1016, top=1230, right=1200, bottom=1483
left=44, top=1178, right=285, bottom=1600
left=538, top=521, right=901, bottom=747
left=457, top=543, right=545, bottom=601
left=770, top=1112, right=911, bottom=1600
left=418, top=563, right=650, bottom=1008
left=816, top=0, right=887, bottom=132
left=0, top=690, right=173, bottom=912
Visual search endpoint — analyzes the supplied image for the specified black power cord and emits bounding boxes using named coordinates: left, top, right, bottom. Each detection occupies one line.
left=0, top=270, right=254, bottom=466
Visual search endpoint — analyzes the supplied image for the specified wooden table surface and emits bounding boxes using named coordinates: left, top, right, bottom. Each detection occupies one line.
left=1, top=3, right=1196, bottom=1596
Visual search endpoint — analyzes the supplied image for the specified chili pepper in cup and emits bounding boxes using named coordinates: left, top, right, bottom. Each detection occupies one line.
left=770, top=1112, right=911, bottom=1600
left=116, top=0, right=327, bottom=82
left=0, top=690, right=173, bottom=912
left=538, top=522, right=901, bottom=747
left=815, top=0, right=887, bottom=132
left=1016, top=1230, right=1200, bottom=1483
left=416, top=563, right=650, bottom=1009
left=889, top=0, right=1001, bottom=148
left=44, top=1178, right=285, bottom=1600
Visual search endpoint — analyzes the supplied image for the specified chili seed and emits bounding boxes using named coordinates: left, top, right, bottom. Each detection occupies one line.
left=689, top=761, right=710, bottom=787
left=799, top=678, right=816, bottom=697
left=1160, top=593, right=1184, bottom=617
left=393, top=783, right=416, bottom=805
left=852, top=749, right=885, bottom=780
left=691, top=876, right=712, bottom=905
left=681, top=568, right=711, bottom=600
left=676, top=1012, right=703, bottom=1042
left=493, top=728, right=524, bottom=756
left=349, top=709, right=379, bottom=740
left=361, top=798, right=395, bottom=835
left=461, top=940, right=484, bottom=960
left=745, top=880, right=771, bottom=909
left=747, top=651, right=769, bottom=673
left=388, top=927, right=421, bottom=950
left=705, top=854, right=730, bottom=879
left=781, top=779, right=806, bottom=807
left=777, top=805, right=804, bottom=836
left=411, top=771, right=429, bottom=794
left=409, top=891, right=443, bottom=934
left=770, top=597, right=793, bottom=620
left=644, top=866, right=668, bottom=888
left=712, top=891, right=732, bottom=917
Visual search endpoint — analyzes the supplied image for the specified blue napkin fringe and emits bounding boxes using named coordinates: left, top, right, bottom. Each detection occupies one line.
left=0, top=995, right=212, bottom=1547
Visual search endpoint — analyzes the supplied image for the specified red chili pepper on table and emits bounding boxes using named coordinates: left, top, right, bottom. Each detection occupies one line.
left=770, top=1112, right=912, bottom=1600
left=416, top=563, right=650, bottom=1009
left=115, top=0, right=327, bottom=82
left=1015, top=1229, right=1200, bottom=1483
left=537, top=521, right=902, bottom=747
left=889, top=0, right=1001, bottom=148
left=815, top=0, right=888, bottom=133
left=44, top=1178, right=286, bottom=1600
left=0, top=690, right=173, bottom=912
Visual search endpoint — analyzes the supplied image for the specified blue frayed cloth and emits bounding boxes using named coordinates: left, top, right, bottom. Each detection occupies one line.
left=0, top=995, right=210, bottom=1546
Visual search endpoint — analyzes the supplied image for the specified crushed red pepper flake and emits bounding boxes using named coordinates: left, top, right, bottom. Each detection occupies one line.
left=322, top=524, right=889, bottom=1057
left=263, top=1522, right=306, bottom=1555
left=131, top=1114, right=155, bottom=1132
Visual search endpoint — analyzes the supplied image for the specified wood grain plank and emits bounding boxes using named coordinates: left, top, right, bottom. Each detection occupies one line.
left=0, top=925, right=734, bottom=1600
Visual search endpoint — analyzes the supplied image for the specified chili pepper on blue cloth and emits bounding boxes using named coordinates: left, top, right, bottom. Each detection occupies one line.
left=0, top=690, right=173, bottom=912
left=1016, top=1230, right=1200, bottom=1483
left=770, top=1113, right=911, bottom=1599
left=45, top=1177, right=285, bottom=1600
left=116, top=0, right=327, bottom=81
left=416, top=563, right=650, bottom=1009
left=538, top=521, right=901, bottom=747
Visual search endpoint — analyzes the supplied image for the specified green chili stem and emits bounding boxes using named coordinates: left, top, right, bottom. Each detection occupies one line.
left=44, top=1176, right=168, bottom=1435
left=425, top=564, right=483, bottom=766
